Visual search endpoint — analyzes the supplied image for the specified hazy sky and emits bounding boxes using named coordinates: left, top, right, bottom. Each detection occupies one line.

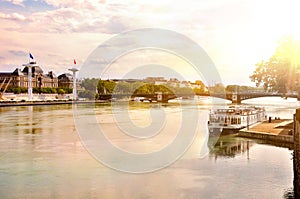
left=1, top=0, right=300, bottom=85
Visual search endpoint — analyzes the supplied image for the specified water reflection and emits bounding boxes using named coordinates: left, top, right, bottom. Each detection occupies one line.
left=283, top=187, right=294, bottom=199
left=208, top=135, right=253, bottom=159
left=0, top=103, right=295, bottom=198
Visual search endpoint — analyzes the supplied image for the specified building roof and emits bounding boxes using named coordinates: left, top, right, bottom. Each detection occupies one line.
left=45, top=71, right=56, bottom=79
left=58, top=73, right=73, bottom=80
left=22, top=66, right=44, bottom=74
left=11, top=68, right=25, bottom=76
left=0, top=72, right=12, bottom=76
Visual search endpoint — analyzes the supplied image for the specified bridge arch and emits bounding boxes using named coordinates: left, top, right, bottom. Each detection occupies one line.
left=210, top=92, right=299, bottom=104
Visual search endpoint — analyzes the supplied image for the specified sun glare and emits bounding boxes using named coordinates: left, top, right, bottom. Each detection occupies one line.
left=252, top=0, right=300, bottom=69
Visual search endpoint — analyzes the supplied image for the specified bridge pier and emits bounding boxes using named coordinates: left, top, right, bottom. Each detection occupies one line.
left=226, top=92, right=242, bottom=104
left=156, top=92, right=163, bottom=102
left=155, top=92, right=171, bottom=103
left=231, top=93, right=241, bottom=104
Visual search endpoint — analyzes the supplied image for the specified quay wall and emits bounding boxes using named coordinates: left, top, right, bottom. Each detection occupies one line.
left=238, top=131, right=293, bottom=143
left=0, top=100, right=108, bottom=107
left=294, top=109, right=300, bottom=196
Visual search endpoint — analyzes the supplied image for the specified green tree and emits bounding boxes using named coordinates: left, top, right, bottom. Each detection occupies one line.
left=13, top=87, right=21, bottom=94
left=81, top=78, right=99, bottom=91
left=133, top=84, right=155, bottom=94
left=51, top=88, right=57, bottom=94
left=57, top=88, right=65, bottom=94
left=226, top=85, right=240, bottom=93
left=78, top=90, right=95, bottom=99
left=97, top=80, right=116, bottom=94
left=114, top=81, right=132, bottom=94
left=131, top=83, right=175, bottom=95
left=250, top=36, right=300, bottom=93
left=210, top=83, right=226, bottom=94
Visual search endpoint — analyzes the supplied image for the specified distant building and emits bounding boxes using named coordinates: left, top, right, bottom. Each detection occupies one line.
left=179, top=81, right=191, bottom=88
left=154, top=79, right=167, bottom=85
left=145, top=77, right=165, bottom=83
left=58, top=73, right=73, bottom=88
left=168, top=78, right=180, bottom=87
left=0, top=62, right=58, bottom=89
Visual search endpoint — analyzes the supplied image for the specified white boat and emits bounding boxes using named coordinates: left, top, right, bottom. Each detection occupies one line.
left=208, top=106, right=265, bottom=134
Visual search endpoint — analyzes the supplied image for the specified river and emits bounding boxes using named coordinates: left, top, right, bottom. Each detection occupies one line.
left=0, top=96, right=298, bottom=198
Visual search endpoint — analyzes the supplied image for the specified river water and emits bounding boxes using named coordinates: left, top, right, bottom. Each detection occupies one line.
left=0, top=97, right=298, bottom=198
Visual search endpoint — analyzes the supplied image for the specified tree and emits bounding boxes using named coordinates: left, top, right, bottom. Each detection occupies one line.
left=195, top=80, right=206, bottom=93
left=210, top=83, right=226, bottom=93
left=13, top=87, right=21, bottom=94
left=78, top=90, right=95, bottom=99
left=81, top=78, right=99, bottom=92
left=114, top=81, right=133, bottom=94
left=226, top=85, right=240, bottom=93
left=250, top=36, right=300, bottom=93
left=225, top=85, right=262, bottom=93
left=97, top=79, right=116, bottom=94
left=133, top=84, right=156, bottom=94
left=57, top=88, right=65, bottom=94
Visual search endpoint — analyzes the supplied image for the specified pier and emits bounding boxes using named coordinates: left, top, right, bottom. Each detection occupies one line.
left=238, top=119, right=294, bottom=145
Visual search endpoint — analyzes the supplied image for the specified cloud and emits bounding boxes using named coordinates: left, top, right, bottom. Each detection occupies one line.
left=0, top=1, right=136, bottom=34
left=0, top=0, right=217, bottom=34
left=0, top=0, right=288, bottom=85
left=3, top=0, right=24, bottom=6
left=0, top=12, right=26, bottom=21
left=42, top=0, right=106, bottom=9
left=8, top=50, right=27, bottom=56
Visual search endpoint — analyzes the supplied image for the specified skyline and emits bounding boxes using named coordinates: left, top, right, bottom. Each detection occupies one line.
left=1, top=0, right=300, bottom=86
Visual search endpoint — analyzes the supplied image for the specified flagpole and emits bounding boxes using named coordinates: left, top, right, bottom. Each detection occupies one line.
left=26, top=52, right=36, bottom=101
left=69, top=59, right=78, bottom=101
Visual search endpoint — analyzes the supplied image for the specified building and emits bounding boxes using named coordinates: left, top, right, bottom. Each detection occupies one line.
left=0, top=62, right=58, bottom=90
left=145, top=77, right=165, bottom=83
left=58, top=73, right=73, bottom=88
left=168, top=78, right=180, bottom=87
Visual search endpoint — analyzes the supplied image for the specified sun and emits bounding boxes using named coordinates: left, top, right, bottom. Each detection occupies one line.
left=252, top=0, right=300, bottom=66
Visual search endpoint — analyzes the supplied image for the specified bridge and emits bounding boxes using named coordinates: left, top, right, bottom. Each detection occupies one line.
left=98, top=92, right=193, bottom=102
left=98, top=91, right=299, bottom=103
left=211, top=92, right=299, bottom=104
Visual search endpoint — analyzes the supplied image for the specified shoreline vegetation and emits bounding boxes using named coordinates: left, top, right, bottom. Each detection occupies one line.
left=0, top=98, right=118, bottom=107
left=1, top=77, right=264, bottom=102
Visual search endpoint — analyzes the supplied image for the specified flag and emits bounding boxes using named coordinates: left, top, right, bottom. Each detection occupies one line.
left=29, top=53, right=34, bottom=59
left=74, top=59, right=76, bottom=64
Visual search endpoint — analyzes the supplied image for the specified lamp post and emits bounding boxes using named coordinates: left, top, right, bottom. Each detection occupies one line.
left=68, top=68, right=79, bottom=101
left=23, top=61, right=38, bottom=101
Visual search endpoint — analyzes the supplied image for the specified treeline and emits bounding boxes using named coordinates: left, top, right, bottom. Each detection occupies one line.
left=78, top=78, right=209, bottom=100
left=225, top=85, right=263, bottom=92
left=209, top=83, right=263, bottom=93
left=5, top=87, right=72, bottom=94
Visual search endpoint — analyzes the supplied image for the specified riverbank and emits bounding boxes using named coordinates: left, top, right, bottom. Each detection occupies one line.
left=0, top=100, right=110, bottom=107
left=237, top=119, right=294, bottom=144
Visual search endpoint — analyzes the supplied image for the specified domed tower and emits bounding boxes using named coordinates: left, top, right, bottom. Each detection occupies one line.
left=22, top=64, right=44, bottom=75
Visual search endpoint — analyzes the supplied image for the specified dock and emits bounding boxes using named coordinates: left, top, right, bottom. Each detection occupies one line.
left=238, top=119, right=294, bottom=144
